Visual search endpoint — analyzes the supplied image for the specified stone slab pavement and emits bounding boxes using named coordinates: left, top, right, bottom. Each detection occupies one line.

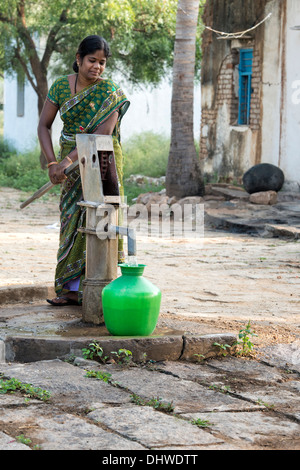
left=0, top=342, right=299, bottom=451
left=0, top=187, right=300, bottom=453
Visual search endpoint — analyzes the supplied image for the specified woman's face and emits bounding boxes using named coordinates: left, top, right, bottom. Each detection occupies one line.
left=77, top=49, right=107, bottom=81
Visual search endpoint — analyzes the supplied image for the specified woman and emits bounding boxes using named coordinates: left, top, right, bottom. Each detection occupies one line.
left=38, top=35, right=130, bottom=306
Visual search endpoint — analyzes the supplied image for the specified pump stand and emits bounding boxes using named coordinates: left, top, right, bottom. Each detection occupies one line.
left=76, top=134, right=135, bottom=325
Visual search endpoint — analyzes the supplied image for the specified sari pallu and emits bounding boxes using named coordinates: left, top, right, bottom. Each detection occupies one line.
left=47, top=77, right=130, bottom=304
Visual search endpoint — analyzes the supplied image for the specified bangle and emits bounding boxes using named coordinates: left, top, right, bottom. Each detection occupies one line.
left=66, top=156, right=73, bottom=164
left=47, top=161, right=58, bottom=168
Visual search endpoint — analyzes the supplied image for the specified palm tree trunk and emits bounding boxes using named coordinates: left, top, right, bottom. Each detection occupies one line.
left=166, top=0, right=204, bottom=198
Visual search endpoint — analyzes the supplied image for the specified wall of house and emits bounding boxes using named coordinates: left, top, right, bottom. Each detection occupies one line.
left=200, top=0, right=269, bottom=183
left=4, top=75, right=38, bottom=151
left=277, top=0, right=300, bottom=188
left=3, top=74, right=201, bottom=152
left=200, top=0, right=300, bottom=189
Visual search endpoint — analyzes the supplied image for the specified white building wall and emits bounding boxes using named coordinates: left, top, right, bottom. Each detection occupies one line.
left=260, top=0, right=282, bottom=169
left=3, top=74, right=201, bottom=151
left=281, top=0, right=300, bottom=186
left=3, top=74, right=38, bottom=151
left=261, top=0, right=300, bottom=188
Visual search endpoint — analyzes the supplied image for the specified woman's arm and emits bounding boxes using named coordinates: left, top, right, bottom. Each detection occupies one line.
left=38, top=100, right=70, bottom=184
left=38, top=102, right=119, bottom=184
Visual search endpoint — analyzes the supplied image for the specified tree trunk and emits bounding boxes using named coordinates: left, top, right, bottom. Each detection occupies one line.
left=166, top=0, right=204, bottom=198
left=36, top=72, right=49, bottom=169
left=14, top=4, right=68, bottom=168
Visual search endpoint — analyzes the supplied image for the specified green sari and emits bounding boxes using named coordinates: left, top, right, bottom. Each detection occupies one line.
left=47, top=76, right=130, bottom=303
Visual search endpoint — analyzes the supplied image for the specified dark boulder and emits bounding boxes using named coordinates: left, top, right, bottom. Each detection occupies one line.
left=243, top=163, right=285, bottom=195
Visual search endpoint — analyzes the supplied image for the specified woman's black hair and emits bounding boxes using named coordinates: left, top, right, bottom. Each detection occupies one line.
left=73, top=35, right=111, bottom=73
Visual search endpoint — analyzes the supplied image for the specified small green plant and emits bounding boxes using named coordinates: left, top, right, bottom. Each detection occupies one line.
left=193, top=353, right=205, bottom=362
left=16, top=434, right=32, bottom=446
left=209, top=384, right=231, bottom=394
left=111, top=349, right=133, bottom=367
left=130, top=393, right=174, bottom=413
left=191, top=418, right=213, bottom=428
left=256, top=398, right=275, bottom=409
left=234, top=320, right=258, bottom=356
left=0, top=375, right=51, bottom=401
left=84, top=370, right=112, bottom=383
left=213, top=342, right=232, bottom=356
left=82, top=341, right=109, bottom=363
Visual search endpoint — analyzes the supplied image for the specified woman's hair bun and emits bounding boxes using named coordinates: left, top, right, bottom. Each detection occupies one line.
left=72, top=61, right=79, bottom=73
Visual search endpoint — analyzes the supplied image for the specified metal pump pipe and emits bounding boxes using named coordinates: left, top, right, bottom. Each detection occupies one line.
left=107, top=225, right=136, bottom=257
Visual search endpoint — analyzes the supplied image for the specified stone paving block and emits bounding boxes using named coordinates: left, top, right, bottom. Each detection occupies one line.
left=0, top=431, right=31, bottom=450
left=193, top=357, right=300, bottom=421
left=205, top=356, right=290, bottom=384
left=153, top=361, right=223, bottom=383
left=0, top=359, right=131, bottom=411
left=0, top=340, right=5, bottom=363
left=182, top=411, right=300, bottom=449
left=91, top=334, right=183, bottom=363
left=260, top=343, right=300, bottom=373
left=0, top=285, right=53, bottom=305
left=3, top=332, right=184, bottom=363
left=0, top=407, right=145, bottom=450
left=235, top=385, right=300, bottom=421
left=88, top=404, right=223, bottom=448
left=108, top=368, right=262, bottom=413
left=181, top=333, right=236, bottom=361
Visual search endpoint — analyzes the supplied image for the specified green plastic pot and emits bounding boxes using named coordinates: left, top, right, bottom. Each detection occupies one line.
left=102, top=264, right=161, bottom=336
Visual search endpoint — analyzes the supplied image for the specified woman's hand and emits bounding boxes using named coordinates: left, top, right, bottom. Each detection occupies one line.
left=48, top=160, right=69, bottom=185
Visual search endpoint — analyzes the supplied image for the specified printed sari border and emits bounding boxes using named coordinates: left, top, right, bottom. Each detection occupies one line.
left=60, top=83, right=98, bottom=117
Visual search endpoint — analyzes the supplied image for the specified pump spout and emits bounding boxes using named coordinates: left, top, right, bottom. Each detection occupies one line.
left=108, top=225, right=136, bottom=257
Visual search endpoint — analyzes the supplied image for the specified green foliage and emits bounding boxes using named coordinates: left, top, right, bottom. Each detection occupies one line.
left=234, top=320, right=258, bottom=356
left=130, top=393, right=174, bottom=413
left=111, top=348, right=133, bottom=367
left=0, top=375, right=51, bottom=401
left=0, top=137, right=16, bottom=161
left=0, top=0, right=180, bottom=87
left=123, top=131, right=169, bottom=178
left=0, top=133, right=167, bottom=203
left=191, top=417, right=213, bottom=428
left=82, top=341, right=109, bottom=363
left=213, top=342, right=232, bottom=356
left=16, top=434, right=32, bottom=445
left=0, top=145, right=59, bottom=194
left=84, top=370, right=112, bottom=383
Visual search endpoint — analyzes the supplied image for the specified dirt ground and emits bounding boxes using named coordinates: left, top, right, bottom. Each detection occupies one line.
left=0, top=186, right=299, bottom=351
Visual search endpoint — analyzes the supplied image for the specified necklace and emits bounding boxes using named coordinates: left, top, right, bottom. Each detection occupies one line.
left=74, top=74, right=78, bottom=94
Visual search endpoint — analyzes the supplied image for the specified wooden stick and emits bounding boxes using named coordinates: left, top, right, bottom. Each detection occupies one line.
left=20, top=161, right=79, bottom=209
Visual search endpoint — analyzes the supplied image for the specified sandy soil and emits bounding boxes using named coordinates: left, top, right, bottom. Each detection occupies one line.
left=0, top=186, right=299, bottom=349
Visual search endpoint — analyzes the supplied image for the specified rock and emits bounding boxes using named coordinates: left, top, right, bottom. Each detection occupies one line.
left=125, top=174, right=166, bottom=187
left=243, top=163, right=284, bottom=194
left=249, top=191, right=278, bottom=205
left=176, top=196, right=204, bottom=208
left=168, top=195, right=178, bottom=205
left=136, top=192, right=155, bottom=205
left=145, top=194, right=168, bottom=210
left=175, top=196, right=204, bottom=218
left=181, top=333, right=236, bottom=362
left=210, top=186, right=249, bottom=201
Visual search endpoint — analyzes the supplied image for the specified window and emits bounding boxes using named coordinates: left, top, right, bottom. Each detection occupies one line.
left=238, top=49, right=253, bottom=125
left=17, top=73, right=25, bottom=117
